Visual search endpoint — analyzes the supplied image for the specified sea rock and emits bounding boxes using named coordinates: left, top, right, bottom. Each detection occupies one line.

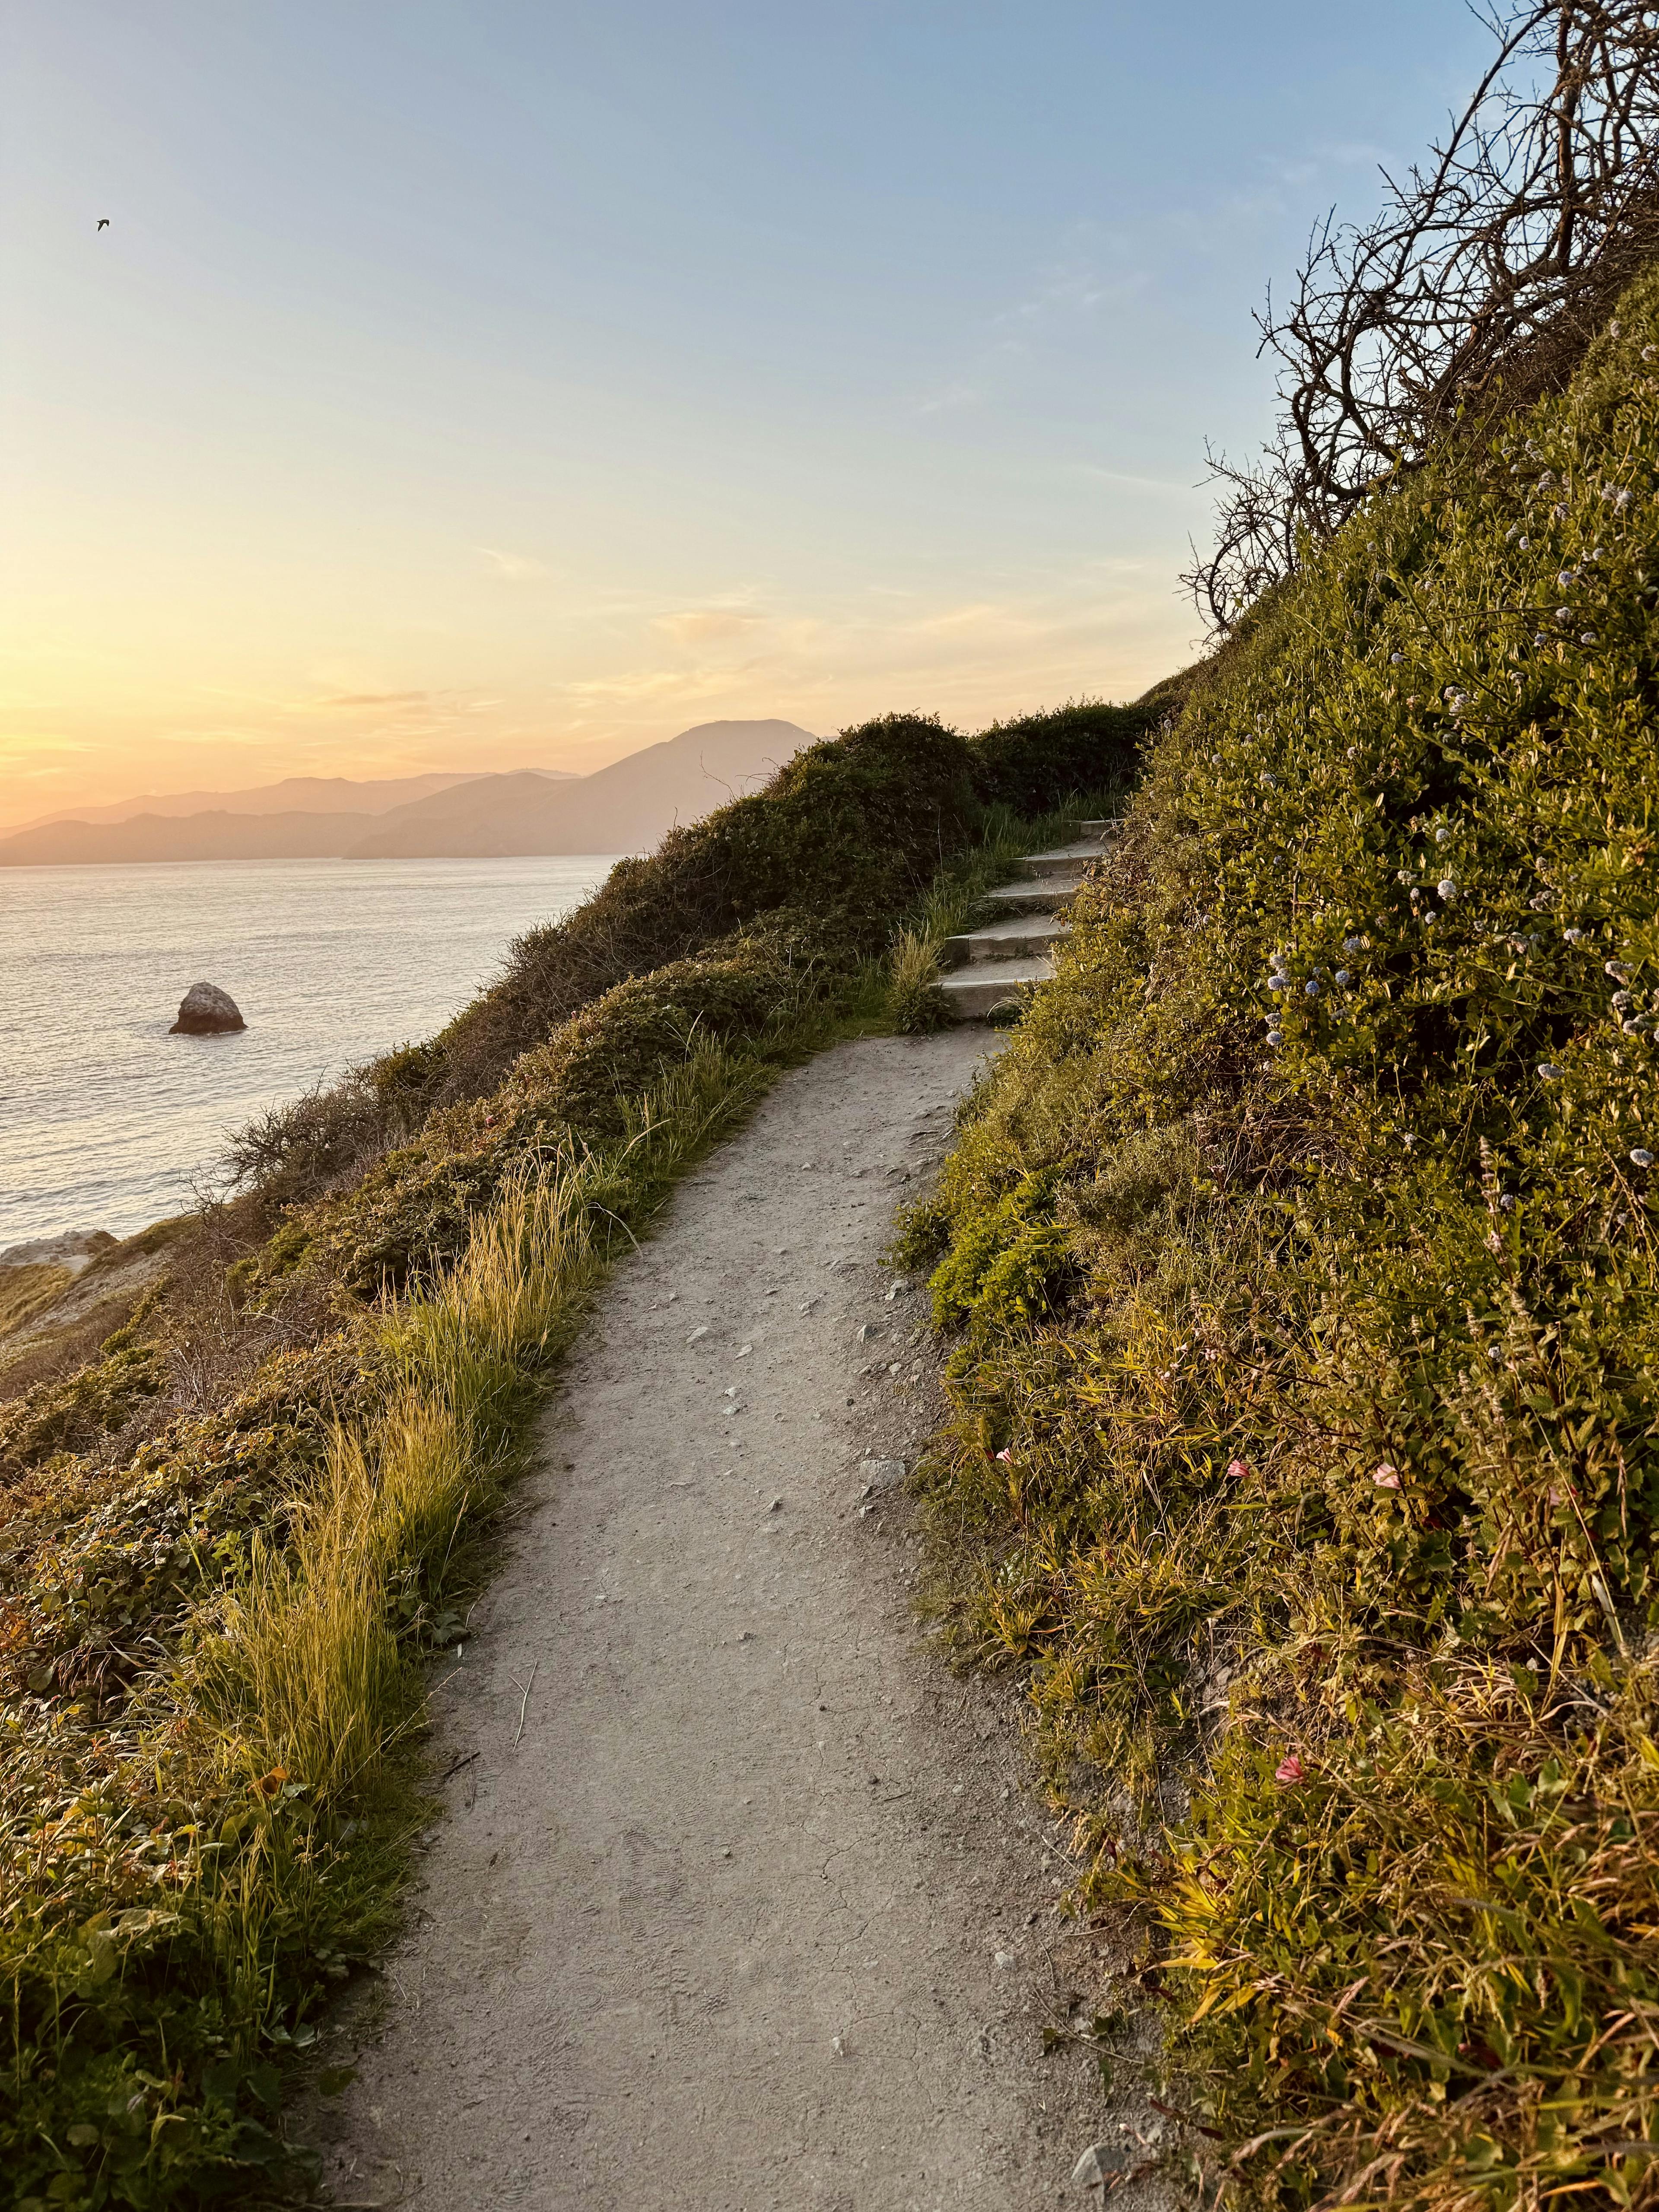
left=170, top=982, right=245, bottom=1035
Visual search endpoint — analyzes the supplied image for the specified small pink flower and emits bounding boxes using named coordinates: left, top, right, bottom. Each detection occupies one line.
left=1373, top=1463, right=1400, bottom=1488
left=995, top=1448, right=1012, bottom=1463
left=1227, top=1458, right=1252, bottom=1481
left=1275, top=1753, right=1308, bottom=1786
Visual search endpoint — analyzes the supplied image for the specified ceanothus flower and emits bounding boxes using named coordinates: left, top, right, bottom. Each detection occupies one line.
left=1538, top=1062, right=1564, bottom=1081
left=1437, top=877, right=1458, bottom=900
left=1632, top=1148, right=1654, bottom=1168
left=1334, top=969, right=1351, bottom=986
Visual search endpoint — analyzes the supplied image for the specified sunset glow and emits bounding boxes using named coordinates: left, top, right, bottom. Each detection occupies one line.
left=1, top=4, right=1485, bottom=824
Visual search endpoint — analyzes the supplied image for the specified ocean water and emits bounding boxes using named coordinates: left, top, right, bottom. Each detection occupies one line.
left=0, top=855, right=619, bottom=1250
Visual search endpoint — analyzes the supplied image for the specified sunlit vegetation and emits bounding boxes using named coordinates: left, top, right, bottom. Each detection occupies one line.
left=0, top=703, right=1145, bottom=2207
left=905, top=276, right=1659, bottom=2208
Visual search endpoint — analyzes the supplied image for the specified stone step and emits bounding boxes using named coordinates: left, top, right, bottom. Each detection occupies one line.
left=936, top=955, right=1054, bottom=1018
left=1010, top=839, right=1107, bottom=881
left=941, top=914, right=1071, bottom=967
left=1078, top=817, right=1121, bottom=836
left=977, top=873, right=1086, bottom=913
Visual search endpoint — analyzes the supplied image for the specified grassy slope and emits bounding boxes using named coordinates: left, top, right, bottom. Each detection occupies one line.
left=1, top=706, right=1145, bottom=2208
left=906, top=276, right=1659, bottom=2208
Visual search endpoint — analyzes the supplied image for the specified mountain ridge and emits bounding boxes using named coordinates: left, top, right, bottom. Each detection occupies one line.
left=0, top=721, right=820, bottom=867
left=4, top=768, right=575, bottom=834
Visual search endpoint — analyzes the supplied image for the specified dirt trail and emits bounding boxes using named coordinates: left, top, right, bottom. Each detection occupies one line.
left=311, top=1033, right=1156, bottom=2210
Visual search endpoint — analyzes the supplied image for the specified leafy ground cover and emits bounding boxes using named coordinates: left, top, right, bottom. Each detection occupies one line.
left=904, top=277, right=1659, bottom=2209
left=0, top=704, right=1144, bottom=2207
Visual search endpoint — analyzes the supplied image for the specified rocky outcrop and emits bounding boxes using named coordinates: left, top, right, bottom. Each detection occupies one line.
left=0, top=1230, right=117, bottom=1274
left=170, top=982, right=245, bottom=1035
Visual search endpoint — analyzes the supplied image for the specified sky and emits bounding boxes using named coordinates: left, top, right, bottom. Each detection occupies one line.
left=0, top=2, right=1498, bottom=824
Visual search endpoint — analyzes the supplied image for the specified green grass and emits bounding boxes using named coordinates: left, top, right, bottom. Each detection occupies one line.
left=903, top=269, right=1659, bottom=2211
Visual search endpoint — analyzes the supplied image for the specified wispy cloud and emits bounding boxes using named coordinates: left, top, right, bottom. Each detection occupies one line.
left=477, top=547, right=548, bottom=582
left=315, top=689, right=430, bottom=710
left=915, top=379, right=984, bottom=416
left=652, top=608, right=763, bottom=645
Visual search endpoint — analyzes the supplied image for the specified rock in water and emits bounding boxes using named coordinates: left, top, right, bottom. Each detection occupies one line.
left=170, top=981, right=245, bottom=1035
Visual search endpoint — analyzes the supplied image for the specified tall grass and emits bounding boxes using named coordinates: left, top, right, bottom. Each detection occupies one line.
left=3, top=1040, right=777, bottom=2210
left=200, top=1039, right=765, bottom=1808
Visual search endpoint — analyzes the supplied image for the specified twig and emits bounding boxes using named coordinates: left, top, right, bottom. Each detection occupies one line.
left=511, top=1659, right=540, bottom=1747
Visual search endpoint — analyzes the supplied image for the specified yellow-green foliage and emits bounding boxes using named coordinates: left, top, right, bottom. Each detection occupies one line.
left=913, top=271, right=1659, bottom=2209
left=1, top=1044, right=764, bottom=2209
left=887, top=929, right=952, bottom=1034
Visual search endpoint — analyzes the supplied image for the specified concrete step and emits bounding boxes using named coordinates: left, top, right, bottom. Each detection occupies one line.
left=978, top=874, right=1086, bottom=913
left=937, top=954, right=1054, bottom=1018
left=1078, top=817, right=1121, bottom=836
left=941, top=915, right=1071, bottom=967
left=1010, top=839, right=1107, bottom=881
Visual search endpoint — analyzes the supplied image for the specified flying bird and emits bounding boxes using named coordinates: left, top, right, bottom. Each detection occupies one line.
left=96, top=218, right=109, bottom=230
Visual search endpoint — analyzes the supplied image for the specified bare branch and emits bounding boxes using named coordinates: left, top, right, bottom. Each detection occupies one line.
left=1192, top=3, right=1659, bottom=632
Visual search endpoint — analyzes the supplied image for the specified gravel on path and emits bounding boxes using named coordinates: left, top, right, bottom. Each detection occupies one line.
left=307, top=1032, right=1159, bottom=2210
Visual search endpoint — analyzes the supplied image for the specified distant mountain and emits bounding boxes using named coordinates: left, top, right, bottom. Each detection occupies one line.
left=0, top=723, right=819, bottom=867
left=349, top=721, right=817, bottom=858
left=7, top=769, right=574, bottom=834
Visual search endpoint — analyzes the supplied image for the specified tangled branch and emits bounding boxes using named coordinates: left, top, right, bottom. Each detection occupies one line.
left=1189, top=2, right=1659, bottom=632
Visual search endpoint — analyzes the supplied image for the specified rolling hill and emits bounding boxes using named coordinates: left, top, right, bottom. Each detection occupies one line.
left=0, top=722, right=817, bottom=866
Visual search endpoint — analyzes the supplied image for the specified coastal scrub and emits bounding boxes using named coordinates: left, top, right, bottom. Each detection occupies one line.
left=908, top=273, right=1659, bottom=2207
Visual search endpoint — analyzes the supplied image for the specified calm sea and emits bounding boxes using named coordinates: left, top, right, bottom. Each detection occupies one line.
left=0, top=855, right=619, bottom=1250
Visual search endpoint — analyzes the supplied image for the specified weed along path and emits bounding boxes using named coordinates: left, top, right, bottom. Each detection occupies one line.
left=308, top=1031, right=1138, bottom=2210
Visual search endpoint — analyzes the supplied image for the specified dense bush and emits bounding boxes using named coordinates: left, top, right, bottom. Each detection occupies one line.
left=909, top=271, right=1659, bottom=2209
left=425, top=712, right=981, bottom=1100
left=969, top=697, right=1154, bottom=817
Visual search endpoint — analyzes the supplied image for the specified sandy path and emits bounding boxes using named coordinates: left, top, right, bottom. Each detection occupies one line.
left=310, top=1033, right=1147, bottom=2210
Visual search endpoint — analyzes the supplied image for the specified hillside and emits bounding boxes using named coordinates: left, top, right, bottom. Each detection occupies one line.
left=346, top=718, right=818, bottom=857
left=903, top=273, right=1659, bottom=2207
left=0, top=702, right=1147, bottom=2208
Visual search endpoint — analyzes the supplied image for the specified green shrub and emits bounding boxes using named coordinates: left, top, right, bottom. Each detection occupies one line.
left=914, top=268, right=1659, bottom=2210
left=970, top=698, right=1153, bottom=816
left=425, top=713, right=979, bottom=1100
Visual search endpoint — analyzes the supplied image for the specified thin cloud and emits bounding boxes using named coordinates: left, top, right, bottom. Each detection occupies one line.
left=916, top=379, right=984, bottom=416
left=653, top=609, right=763, bottom=645
left=477, top=547, right=548, bottom=582
left=316, top=690, right=430, bottom=710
